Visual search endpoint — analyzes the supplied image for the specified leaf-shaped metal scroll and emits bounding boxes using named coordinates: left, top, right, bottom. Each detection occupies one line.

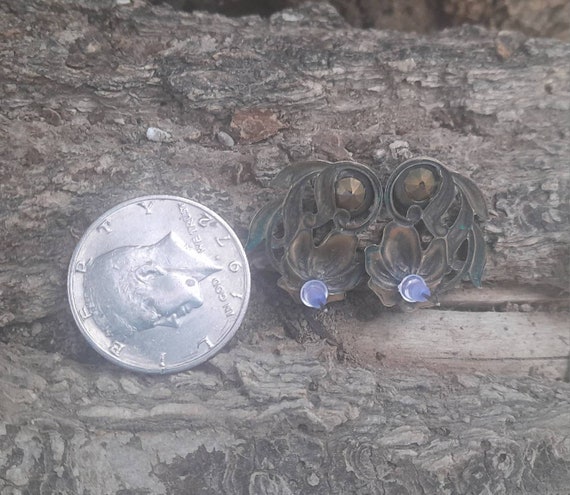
left=418, top=238, right=448, bottom=285
left=452, top=172, right=488, bottom=220
left=466, top=223, right=486, bottom=287
left=283, top=230, right=364, bottom=295
left=445, top=194, right=474, bottom=265
left=245, top=198, right=283, bottom=252
left=445, top=172, right=487, bottom=288
left=271, top=161, right=329, bottom=189
left=438, top=223, right=486, bottom=293
left=280, top=172, right=319, bottom=238
left=364, top=222, right=449, bottom=308
left=420, top=167, right=455, bottom=237
left=379, top=222, right=422, bottom=281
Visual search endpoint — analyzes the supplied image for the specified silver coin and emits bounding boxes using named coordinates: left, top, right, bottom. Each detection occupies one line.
left=68, top=195, right=250, bottom=373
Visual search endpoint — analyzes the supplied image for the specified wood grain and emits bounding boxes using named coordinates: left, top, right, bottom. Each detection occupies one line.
left=342, top=311, right=570, bottom=380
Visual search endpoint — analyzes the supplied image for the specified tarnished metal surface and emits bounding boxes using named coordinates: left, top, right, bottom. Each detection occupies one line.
left=247, top=160, right=382, bottom=306
left=366, top=157, right=487, bottom=308
left=249, top=158, right=486, bottom=309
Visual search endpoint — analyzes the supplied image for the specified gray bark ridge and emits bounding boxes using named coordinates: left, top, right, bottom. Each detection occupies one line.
left=1, top=342, right=570, bottom=494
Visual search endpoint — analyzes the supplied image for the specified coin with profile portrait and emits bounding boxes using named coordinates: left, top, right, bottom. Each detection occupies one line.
left=68, top=195, right=250, bottom=373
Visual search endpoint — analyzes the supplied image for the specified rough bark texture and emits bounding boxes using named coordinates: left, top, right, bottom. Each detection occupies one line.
left=1, top=342, right=570, bottom=494
left=1, top=0, right=569, bottom=493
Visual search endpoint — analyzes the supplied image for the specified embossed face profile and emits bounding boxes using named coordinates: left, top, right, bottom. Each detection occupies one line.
left=84, top=232, right=221, bottom=338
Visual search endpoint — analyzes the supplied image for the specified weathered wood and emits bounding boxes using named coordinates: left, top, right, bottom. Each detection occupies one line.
left=436, top=284, right=568, bottom=310
left=1, top=342, right=570, bottom=494
left=341, top=310, right=570, bottom=380
left=1, top=0, right=569, bottom=328
left=1, top=0, right=570, bottom=493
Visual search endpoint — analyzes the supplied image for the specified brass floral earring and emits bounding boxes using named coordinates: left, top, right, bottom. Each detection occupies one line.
left=365, top=157, right=487, bottom=309
left=247, top=160, right=382, bottom=308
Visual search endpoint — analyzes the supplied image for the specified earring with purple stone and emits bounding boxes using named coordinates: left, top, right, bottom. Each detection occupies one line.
left=365, top=157, right=487, bottom=309
left=247, top=160, right=383, bottom=309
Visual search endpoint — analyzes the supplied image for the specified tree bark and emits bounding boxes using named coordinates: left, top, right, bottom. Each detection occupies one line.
left=0, top=0, right=569, bottom=493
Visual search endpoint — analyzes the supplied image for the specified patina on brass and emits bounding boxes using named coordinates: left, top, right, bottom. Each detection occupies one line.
left=247, top=160, right=382, bottom=306
left=247, top=156, right=487, bottom=311
left=366, top=157, right=488, bottom=309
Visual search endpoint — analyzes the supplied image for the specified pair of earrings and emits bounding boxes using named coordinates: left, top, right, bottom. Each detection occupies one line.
left=246, top=157, right=487, bottom=310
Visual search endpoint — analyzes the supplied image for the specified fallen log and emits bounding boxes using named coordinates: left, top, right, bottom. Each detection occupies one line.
left=0, top=0, right=569, bottom=492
